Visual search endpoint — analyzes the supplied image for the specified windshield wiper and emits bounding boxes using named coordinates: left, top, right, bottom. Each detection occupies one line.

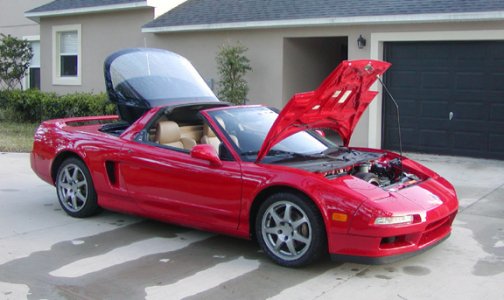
left=269, top=149, right=325, bottom=159
left=241, top=149, right=320, bottom=158
left=321, top=146, right=350, bottom=155
left=318, top=147, right=350, bottom=161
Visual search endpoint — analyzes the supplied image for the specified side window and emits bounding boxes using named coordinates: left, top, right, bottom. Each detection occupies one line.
left=200, top=121, right=235, bottom=161
left=52, top=24, right=81, bottom=85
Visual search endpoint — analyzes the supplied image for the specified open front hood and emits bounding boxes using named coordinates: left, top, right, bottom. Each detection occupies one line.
left=257, top=60, right=391, bottom=162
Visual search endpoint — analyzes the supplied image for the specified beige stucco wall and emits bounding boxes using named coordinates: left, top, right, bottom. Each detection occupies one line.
left=283, top=37, right=347, bottom=106
left=146, top=20, right=504, bottom=146
left=37, top=12, right=504, bottom=147
left=0, top=0, right=49, bottom=37
left=39, top=8, right=154, bottom=93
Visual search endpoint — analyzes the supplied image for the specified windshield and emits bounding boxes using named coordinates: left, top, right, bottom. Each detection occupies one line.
left=207, top=106, right=333, bottom=161
left=108, top=49, right=218, bottom=104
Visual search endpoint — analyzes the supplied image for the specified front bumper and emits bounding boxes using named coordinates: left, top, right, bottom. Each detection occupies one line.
left=330, top=233, right=451, bottom=264
left=328, top=208, right=457, bottom=264
left=326, top=174, right=459, bottom=264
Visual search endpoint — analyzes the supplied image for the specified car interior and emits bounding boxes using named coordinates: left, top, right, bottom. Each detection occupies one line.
left=143, top=104, right=239, bottom=160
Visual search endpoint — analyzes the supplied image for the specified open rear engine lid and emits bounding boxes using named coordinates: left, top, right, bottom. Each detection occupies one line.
left=104, top=48, right=219, bottom=124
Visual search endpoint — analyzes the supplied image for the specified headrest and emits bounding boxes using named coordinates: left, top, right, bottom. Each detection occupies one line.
left=156, top=121, right=181, bottom=144
left=203, top=123, right=216, bottom=138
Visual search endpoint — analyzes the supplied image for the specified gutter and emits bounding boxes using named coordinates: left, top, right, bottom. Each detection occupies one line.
left=142, top=11, right=504, bottom=33
left=25, top=1, right=149, bottom=23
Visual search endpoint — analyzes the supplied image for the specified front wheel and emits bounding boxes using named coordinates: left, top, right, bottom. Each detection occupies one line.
left=255, top=193, right=326, bottom=267
left=56, top=158, right=100, bottom=218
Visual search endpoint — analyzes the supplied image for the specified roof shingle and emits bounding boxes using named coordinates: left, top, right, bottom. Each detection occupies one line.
left=143, top=0, right=504, bottom=29
left=27, top=0, right=145, bottom=14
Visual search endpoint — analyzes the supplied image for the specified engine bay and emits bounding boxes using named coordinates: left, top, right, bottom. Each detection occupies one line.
left=281, top=148, right=423, bottom=190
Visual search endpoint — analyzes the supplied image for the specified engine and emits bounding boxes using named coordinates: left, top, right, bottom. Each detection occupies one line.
left=279, top=148, right=424, bottom=190
left=319, top=153, right=423, bottom=189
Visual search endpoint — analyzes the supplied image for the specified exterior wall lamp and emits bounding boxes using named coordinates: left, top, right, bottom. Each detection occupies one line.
left=357, top=35, right=367, bottom=49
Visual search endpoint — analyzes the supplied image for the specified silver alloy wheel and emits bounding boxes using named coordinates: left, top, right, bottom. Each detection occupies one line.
left=261, top=200, right=312, bottom=261
left=57, top=163, right=89, bottom=212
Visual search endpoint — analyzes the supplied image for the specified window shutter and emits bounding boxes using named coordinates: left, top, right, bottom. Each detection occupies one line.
left=60, top=31, right=78, bottom=54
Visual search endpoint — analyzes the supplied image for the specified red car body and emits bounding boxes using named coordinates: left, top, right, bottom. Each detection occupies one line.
left=31, top=48, right=458, bottom=266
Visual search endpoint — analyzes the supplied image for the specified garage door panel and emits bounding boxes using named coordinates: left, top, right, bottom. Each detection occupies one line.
left=420, top=129, right=450, bottom=148
left=420, top=101, right=449, bottom=118
left=490, top=104, right=504, bottom=121
left=451, top=102, right=487, bottom=121
left=384, top=127, right=413, bottom=149
left=453, top=132, right=487, bottom=151
left=455, top=73, right=487, bottom=90
left=395, top=99, right=417, bottom=117
left=455, top=44, right=486, bottom=59
left=388, top=71, right=418, bottom=88
left=422, top=72, right=451, bottom=89
left=491, top=74, right=504, bottom=90
left=386, top=43, right=418, bottom=60
left=418, top=120, right=450, bottom=131
left=489, top=59, right=504, bottom=69
left=489, top=134, right=504, bottom=152
left=489, top=44, right=504, bottom=60
left=453, top=90, right=490, bottom=103
left=418, top=46, right=451, bottom=65
left=383, top=41, right=504, bottom=159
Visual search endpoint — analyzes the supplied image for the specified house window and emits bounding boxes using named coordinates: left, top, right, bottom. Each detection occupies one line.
left=59, top=31, right=78, bottom=76
left=22, top=36, right=40, bottom=90
left=30, top=68, right=40, bottom=89
left=52, top=24, right=81, bottom=85
left=29, top=40, right=40, bottom=89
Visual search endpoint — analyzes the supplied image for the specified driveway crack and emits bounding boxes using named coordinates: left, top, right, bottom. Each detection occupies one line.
left=460, top=182, right=504, bottom=214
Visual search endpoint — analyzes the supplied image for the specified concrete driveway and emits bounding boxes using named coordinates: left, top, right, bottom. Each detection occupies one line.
left=0, top=152, right=503, bottom=300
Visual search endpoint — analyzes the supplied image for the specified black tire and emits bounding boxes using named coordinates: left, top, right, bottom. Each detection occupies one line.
left=255, top=192, right=326, bottom=267
left=55, top=157, right=100, bottom=218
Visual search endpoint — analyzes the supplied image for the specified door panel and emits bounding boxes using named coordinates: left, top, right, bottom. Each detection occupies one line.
left=118, top=142, right=243, bottom=232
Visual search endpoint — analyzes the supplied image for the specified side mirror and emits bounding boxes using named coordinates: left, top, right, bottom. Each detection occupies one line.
left=190, top=144, right=222, bottom=167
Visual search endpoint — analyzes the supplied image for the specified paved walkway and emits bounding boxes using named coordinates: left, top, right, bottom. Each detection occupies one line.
left=0, top=152, right=503, bottom=299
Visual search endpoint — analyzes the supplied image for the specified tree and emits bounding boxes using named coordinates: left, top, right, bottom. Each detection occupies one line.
left=215, top=42, right=252, bottom=105
left=0, top=34, right=33, bottom=90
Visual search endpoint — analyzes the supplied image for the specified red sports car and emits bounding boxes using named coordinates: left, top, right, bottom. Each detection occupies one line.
left=31, top=48, right=458, bottom=267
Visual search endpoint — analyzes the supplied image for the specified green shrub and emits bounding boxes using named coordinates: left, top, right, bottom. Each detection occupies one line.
left=0, top=89, right=115, bottom=122
left=216, top=42, right=252, bottom=105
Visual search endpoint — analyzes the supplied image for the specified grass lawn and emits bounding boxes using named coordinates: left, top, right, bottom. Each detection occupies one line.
left=0, top=121, right=38, bottom=152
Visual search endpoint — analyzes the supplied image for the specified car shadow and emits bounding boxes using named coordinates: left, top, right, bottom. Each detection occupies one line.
left=0, top=217, right=341, bottom=299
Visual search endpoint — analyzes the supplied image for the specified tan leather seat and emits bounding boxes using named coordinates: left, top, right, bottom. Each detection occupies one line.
left=201, top=124, right=221, bottom=153
left=200, top=121, right=239, bottom=154
left=155, top=121, right=196, bottom=150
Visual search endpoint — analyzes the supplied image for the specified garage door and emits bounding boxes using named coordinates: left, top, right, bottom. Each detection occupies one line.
left=383, top=41, right=504, bottom=159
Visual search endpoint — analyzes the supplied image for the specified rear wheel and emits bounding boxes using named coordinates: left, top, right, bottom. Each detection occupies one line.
left=56, top=158, right=100, bottom=218
left=255, top=193, right=326, bottom=267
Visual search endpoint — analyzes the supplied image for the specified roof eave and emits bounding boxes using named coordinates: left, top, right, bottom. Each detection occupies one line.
left=142, top=11, right=504, bottom=33
left=25, top=1, right=149, bottom=23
